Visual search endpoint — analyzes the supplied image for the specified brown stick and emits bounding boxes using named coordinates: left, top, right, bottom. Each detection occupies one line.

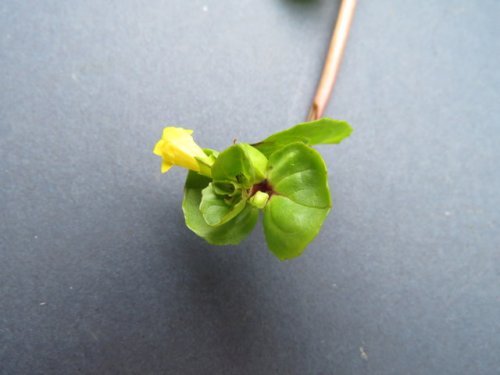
left=307, top=0, right=357, bottom=121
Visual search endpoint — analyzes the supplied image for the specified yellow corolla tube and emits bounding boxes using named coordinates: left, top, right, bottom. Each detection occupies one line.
left=153, top=127, right=210, bottom=174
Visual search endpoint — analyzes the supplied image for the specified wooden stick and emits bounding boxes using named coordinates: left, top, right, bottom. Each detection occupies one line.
left=307, top=0, right=357, bottom=121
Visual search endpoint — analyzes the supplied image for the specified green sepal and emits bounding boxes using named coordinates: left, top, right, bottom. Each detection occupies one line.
left=263, top=143, right=332, bottom=259
left=194, top=149, right=218, bottom=177
left=212, top=181, right=239, bottom=196
left=211, top=144, right=267, bottom=188
left=200, top=183, right=247, bottom=226
left=253, top=118, right=352, bottom=156
left=182, top=171, right=258, bottom=245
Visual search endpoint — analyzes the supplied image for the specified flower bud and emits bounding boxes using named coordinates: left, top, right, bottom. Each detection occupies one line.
left=248, top=191, right=270, bottom=209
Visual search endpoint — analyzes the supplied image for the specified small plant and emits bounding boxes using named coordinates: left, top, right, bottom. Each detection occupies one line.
left=153, top=118, right=352, bottom=260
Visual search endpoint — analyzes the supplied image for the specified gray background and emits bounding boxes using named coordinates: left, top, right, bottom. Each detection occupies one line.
left=1, top=1, right=499, bottom=374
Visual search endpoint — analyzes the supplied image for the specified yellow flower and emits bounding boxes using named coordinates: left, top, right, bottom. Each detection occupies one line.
left=153, top=127, right=208, bottom=173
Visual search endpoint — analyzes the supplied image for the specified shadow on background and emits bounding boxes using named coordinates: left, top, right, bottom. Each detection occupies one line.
left=156, top=210, right=280, bottom=371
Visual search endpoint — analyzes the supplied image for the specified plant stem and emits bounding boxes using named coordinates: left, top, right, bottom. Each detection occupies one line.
left=307, top=0, right=357, bottom=121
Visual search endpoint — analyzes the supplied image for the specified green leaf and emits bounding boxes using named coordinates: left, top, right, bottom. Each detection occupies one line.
left=211, top=144, right=267, bottom=188
left=263, top=196, right=329, bottom=260
left=263, top=143, right=331, bottom=259
left=183, top=171, right=258, bottom=245
left=267, top=143, right=331, bottom=209
left=253, top=118, right=352, bottom=156
left=200, top=183, right=247, bottom=226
